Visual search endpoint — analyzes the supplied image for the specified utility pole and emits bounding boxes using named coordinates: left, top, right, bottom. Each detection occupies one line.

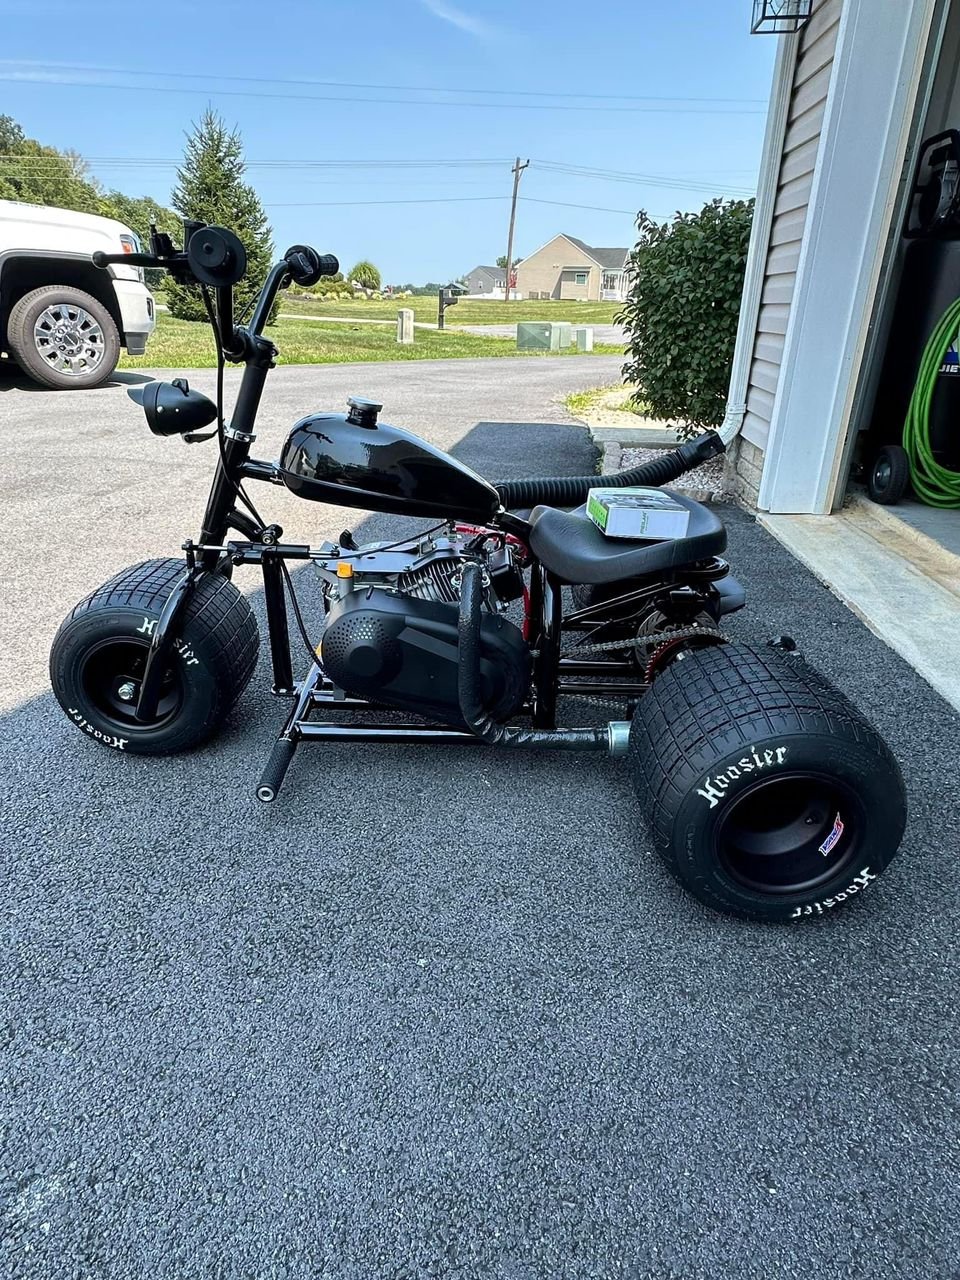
left=503, top=156, right=529, bottom=302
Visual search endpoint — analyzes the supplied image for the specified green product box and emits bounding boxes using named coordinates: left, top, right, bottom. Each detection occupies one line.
left=586, top=487, right=691, bottom=540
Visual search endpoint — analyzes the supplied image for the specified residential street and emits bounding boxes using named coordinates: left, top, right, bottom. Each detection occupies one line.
left=1, top=356, right=958, bottom=1278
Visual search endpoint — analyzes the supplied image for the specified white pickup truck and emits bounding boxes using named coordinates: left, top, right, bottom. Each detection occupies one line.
left=0, top=199, right=156, bottom=389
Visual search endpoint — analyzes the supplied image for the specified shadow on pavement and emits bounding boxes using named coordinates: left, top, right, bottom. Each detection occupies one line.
left=0, top=364, right=155, bottom=393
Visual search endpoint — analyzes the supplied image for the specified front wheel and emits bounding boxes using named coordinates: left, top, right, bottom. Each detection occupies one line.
left=628, top=643, right=906, bottom=922
left=50, top=559, right=260, bottom=755
left=7, top=285, right=120, bottom=389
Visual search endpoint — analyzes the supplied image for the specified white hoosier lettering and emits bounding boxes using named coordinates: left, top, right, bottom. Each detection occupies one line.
left=790, top=869, right=877, bottom=918
left=66, top=708, right=128, bottom=751
left=135, top=618, right=199, bottom=666
left=696, top=745, right=788, bottom=808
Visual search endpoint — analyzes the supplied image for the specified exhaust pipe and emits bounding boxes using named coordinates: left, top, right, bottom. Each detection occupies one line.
left=458, top=562, right=630, bottom=755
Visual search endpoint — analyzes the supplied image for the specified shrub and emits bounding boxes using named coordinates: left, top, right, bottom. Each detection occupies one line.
left=618, top=198, right=754, bottom=439
left=347, top=260, right=381, bottom=291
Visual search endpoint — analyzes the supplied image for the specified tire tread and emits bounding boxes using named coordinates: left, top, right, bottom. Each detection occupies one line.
left=51, top=559, right=259, bottom=753
left=629, top=644, right=904, bottom=914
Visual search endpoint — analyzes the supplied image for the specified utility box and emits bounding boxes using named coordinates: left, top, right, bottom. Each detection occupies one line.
left=396, top=308, right=414, bottom=345
left=517, top=322, right=561, bottom=351
left=554, top=322, right=574, bottom=349
left=575, top=326, right=594, bottom=352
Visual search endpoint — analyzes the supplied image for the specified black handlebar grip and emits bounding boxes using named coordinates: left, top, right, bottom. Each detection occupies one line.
left=92, top=251, right=109, bottom=269
left=256, top=736, right=297, bottom=803
left=284, top=245, right=339, bottom=287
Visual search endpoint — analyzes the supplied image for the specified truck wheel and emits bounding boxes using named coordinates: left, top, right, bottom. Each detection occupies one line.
left=50, top=559, right=260, bottom=755
left=628, top=643, right=906, bottom=922
left=7, top=286, right=120, bottom=389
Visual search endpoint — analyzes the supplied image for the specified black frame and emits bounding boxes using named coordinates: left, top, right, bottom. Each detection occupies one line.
left=750, top=0, right=813, bottom=35
left=105, top=225, right=724, bottom=801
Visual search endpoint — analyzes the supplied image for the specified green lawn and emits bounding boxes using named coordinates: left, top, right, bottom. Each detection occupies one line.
left=281, top=295, right=622, bottom=326
left=120, top=312, right=622, bottom=370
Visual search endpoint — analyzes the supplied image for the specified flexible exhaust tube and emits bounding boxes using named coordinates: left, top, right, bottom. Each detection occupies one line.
left=494, top=429, right=725, bottom=511
left=458, top=562, right=627, bottom=752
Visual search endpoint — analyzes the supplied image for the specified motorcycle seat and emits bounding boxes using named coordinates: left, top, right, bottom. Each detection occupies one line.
left=527, top=492, right=727, bottom=585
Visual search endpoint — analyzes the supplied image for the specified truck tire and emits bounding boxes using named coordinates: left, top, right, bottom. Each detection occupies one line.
left=7, top=285, right=120, bottom=389
left=50, top=559, right=260, bottom=755
left=628, top=643, right=906, bottom=922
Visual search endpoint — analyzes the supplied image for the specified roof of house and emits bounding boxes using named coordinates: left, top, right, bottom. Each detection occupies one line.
left=522, top=234, right=630, bottom=270
left=563, top=236, right=630, bottom=269
left=468, top=264, right=503, bottom=277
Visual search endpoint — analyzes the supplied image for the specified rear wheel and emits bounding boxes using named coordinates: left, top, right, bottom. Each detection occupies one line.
left=628, top=643, right=906, bottom=921
left=50, top=558, right=260, bottom=754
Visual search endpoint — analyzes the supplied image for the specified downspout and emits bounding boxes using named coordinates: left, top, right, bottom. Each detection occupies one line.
left=720, top=31, right=801, bottom=446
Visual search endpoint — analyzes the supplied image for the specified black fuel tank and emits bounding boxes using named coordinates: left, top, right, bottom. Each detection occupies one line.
left=279, top=407, right=500, bottom=521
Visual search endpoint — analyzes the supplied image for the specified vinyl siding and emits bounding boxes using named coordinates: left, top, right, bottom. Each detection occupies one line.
left=514, top=236, right=600, bottom=300
left=742, top=0, right=843, bottom=449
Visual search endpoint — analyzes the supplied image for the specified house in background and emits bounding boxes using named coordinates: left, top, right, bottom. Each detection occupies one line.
left=514, top=235, right=631, bottom=302
left=462, top=264, right=506, bottom=297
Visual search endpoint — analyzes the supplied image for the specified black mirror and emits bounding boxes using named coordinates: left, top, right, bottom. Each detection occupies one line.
left=128, top=378, right=218, bottom=437
left=186, top=225, right=247, bottom=286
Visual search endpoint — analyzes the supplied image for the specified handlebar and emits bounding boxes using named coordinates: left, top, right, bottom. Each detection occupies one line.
left=92, top=250, right=157, bottom=269
left=93, top=222, right=339, bottom=361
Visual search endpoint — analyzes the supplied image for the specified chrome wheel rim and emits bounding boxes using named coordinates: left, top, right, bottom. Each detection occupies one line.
left=33, top=303, right=106, bottom=376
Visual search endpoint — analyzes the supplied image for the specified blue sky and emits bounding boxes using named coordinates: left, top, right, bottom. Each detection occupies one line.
left=0, top=0, right=776, bottom=283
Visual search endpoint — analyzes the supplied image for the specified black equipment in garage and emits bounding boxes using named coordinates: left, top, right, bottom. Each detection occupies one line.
left=867, top=131, right=960, bottom=502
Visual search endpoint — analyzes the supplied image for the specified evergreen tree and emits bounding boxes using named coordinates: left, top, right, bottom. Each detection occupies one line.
left=165, top=109, right=274, bottom=323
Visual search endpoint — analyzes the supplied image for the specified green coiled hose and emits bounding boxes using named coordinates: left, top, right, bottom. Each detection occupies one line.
left=903, top=296, right=960, bottom=507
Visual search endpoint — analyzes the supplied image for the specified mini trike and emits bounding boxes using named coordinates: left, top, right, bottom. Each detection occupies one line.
left=49, top=222, right=907, bottom=922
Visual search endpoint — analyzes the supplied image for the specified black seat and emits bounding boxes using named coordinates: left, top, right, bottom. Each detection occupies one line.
left=527, top=491, right=726, bottom=585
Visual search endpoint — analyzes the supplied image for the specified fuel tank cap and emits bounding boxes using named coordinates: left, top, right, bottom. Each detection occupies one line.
left=346, top=397, right=383, bottom=428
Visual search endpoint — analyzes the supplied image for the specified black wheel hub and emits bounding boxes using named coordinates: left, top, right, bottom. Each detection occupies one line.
left=716, top=773, right=861, bottom=895
left=872, top=456, right=893, bottom=494
left=79, top=638, right=182, bottom=728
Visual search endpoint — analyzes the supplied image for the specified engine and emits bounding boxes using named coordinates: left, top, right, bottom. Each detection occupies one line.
left=317, top=530, right=530, bottom=725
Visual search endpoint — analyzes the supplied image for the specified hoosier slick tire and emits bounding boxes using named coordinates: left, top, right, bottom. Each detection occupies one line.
left=628, top=643, right=907, bottom=923
left=50, top=558, right=259, bottom=756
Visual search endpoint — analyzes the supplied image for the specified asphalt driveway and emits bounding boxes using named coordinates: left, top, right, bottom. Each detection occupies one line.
left=1, top=356, right=958, bottom=1278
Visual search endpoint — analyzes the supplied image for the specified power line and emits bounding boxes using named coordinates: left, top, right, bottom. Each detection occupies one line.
left=520, top=197, right=644, bottom=216
left=0, top=59, right=768, bottom=106
left=0, top=72, right=767, bottom=115
left=0, top=155, right=753, bottom=196
left=259, top=194, right=671, bottom=218
left=264, top=195, right=509, bottom=208
left=0, top=155, right=510, bottom=169
left=533, top=159, right=755, bottom=197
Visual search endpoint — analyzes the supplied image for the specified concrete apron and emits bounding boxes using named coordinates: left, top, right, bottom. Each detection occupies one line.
left=761, top=493, right=960, bottom=713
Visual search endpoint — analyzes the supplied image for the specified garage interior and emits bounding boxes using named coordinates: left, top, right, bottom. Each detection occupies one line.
left=754, top=0, right=960, bottom=714
left=842, top=0, right=960, bottom=557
